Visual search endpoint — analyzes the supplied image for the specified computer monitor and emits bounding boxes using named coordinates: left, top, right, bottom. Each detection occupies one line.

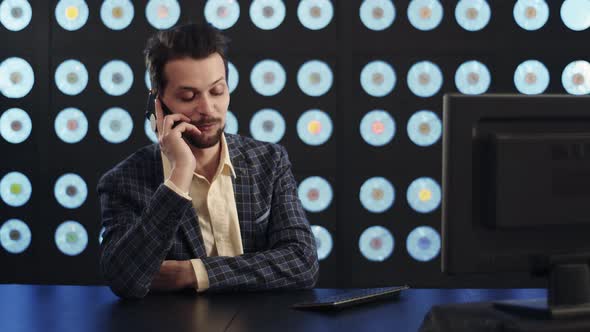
left=442, top=93, right=590, bottom=319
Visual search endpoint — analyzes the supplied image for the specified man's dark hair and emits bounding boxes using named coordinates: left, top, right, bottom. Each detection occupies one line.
left=144, top=22, right=230, bottom=95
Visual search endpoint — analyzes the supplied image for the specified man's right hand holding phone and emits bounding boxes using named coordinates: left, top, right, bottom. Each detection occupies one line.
left=155, top=97, right=201, bottom=193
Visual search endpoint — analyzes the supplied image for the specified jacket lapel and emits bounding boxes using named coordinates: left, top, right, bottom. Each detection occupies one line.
left=226, top=135, right=254, bottom=252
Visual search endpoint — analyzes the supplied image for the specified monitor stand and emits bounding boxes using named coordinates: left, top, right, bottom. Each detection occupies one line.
left=495, top=262, right=590, bottom=319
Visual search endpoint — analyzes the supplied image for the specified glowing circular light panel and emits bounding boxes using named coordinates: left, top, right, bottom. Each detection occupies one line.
left=55, top=0, right=89, bottom=31
left=297, top=60, right=333, bottom=97
left=360, top=110, right=395, bottom=147
left=514, top=60, right=550, bottom=95
left=360, top=60, right=396, bottom=97
left=99, top=107, right=133, bottom=144
left=54, top=173, right=88, bottom=209
left=0, top=219, right=31, bottom=254
left=250, top=59, right=286, bottom=96
left=312, top=225, right=333, bottom=260
left=406, top=225, right=441, bottom=262
left=0, top=0, right=32, bottom=31
left=55, top=59, right=88, bottom=96
left=55, top=220, right=88, bottom=256
left=455, top=60, right=491, bottom=95
left=225, top=110, right=238, bottom=134
left=205, top=0, right=240, bottom=30
left=0, top=171, right=31, bottom=207
left=561, top=0, right=590, bottom=31
left=359, top=177, right=395, bottom=213
left=0, top=108, right=31, bottom=144
left=407, top=60, right=443, bottom=98
left=360, top=0, right=395, bottom=31
left=407, top=110, right=441, bottom=147
left=407, top=0, right=443, bottom=31
left=513, top=0, right=549, bottom=31
left=250, top=108, right=285, bottom=143
left=297, top=109, right=332, bottom=146
left=145, top=0, right=180, bottom=30
left=455, top=0, right=491, bottom=31
left=100, top=0, right=134, bottom=30
left=562, top=60, right=590, bottom=95
left=406, top=177, right=441, bottom=213
left=250, top=0, right=285, bottom=30
left=297, top=0, right=333, bottom=30
left=99, top=60, right=133, bottom=96
left=0, top=57, right=34, bottom=98
left=359, top=225, right=394, bottom=262
left=298, top=176, right=333, bottom=213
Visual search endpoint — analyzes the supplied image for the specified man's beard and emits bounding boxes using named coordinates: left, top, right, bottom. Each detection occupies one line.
left=184, top=121, right=225, bottom=149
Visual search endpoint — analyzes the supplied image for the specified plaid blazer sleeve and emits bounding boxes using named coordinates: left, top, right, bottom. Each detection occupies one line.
left=97, top=158, right=194, bottom=299
left=201, top=144, right=320, bottom=292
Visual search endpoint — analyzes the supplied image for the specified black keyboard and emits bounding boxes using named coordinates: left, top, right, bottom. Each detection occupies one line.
left=291, top=285, right=409, bottom=310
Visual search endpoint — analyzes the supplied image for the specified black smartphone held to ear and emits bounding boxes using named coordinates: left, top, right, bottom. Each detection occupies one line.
left=145, top=90, right=174, bottom=133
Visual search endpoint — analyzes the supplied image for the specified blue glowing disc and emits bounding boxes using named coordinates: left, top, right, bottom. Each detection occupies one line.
left=144, top=118, right=157, bottom=143
left=0, top=219, right=31, bottom=254
left=55, top=0, right=89, bottom=31
left=225, top=110, right=238, bottom=134
left=297, top=109, right=332, bottom=146
left=561, top=0, right=590, bottom=31
left=250, top=0, right=285, bottom=30
left=298, top=176, right=333, bottom=213
left=144, top=69, right=151, bottom=90
left=359, top=225, right=394, bottom=262
left=54, top=173, right=87, bottom=209
left=311, top=225, right=333, bottom=260
left=407, top=60, right=443, bottom=97
left=55, top=220, right=88, bottom=256
left=455, top=60, right=491, bottom=95
left=360, top=109, right=395, bottom=147
left=0, top=171, right=31, bottom=207
left=99, top=60, right=133, bottom=96
left=359, top=177, right=395, bottom=213
left=100, top=0, right=134, bottom=30
left=297, top=0, right=333, bottom=30
left=145, top=0, right=180, bottom=30
left=0, top=0, right=32, bottom=31
left=55, top=107, right=88, bottom=144
left=205, top=0, right=240, bottom=30
left=54, top=59, right=88, bottom=96
left=297, top=60, right=333, bottom=97
left=228, top=61, right=239, bottom=93
left=0, top=57, right=34, bottom=98
left=360, top=0, right=395, bottom=31
left=514, top=59, right=550, bottom=95
left=455, top=0, right=490, bottom=31
left=406, top=225, right=441, bottom=262
left=562, top=60, right=590, bottom=95
left=99, top=107, right=133, bottom=144
left=407, top=0, right=443, bottom=31
left=407, top=110, right=441, bottom=147
left=0, top=108, right=32, bottom=144
left=250, top=59, right=286, bottom=96
left=406, top=177, right=441, bottom=213
left=360, top=60, right=396, bottom=97
left=250, top=108, right=285, bottom=143
left=513, top=0, right=549, bottom=31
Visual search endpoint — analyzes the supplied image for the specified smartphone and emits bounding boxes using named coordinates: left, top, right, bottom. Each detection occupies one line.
left=145, top=90, right=176, bottom=133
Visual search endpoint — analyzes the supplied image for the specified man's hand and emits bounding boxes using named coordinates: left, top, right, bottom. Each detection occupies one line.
left=150, top=260, right=197, bottom=291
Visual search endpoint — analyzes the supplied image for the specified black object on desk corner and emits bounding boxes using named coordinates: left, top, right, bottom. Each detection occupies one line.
left=291, top=285, right=410, bottom=311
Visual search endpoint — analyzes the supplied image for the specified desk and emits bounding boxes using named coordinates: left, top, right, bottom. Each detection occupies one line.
left=0, top=285, right=545, bottom=332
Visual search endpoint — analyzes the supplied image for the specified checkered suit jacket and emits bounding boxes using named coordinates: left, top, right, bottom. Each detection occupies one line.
left=97, top=133, right=319, bottom=299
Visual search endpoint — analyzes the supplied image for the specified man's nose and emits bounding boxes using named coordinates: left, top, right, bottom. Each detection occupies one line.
left=195, top=95, right=214, bottom=115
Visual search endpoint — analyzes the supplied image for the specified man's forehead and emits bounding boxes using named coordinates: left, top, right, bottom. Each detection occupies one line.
left=164, top=54, right=225, bottom=88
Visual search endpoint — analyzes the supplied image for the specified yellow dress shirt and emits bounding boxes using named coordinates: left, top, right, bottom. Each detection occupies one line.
left=161, top=133, right=243, bottom=292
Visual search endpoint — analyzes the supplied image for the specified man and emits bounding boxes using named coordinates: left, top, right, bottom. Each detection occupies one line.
left=97, top=22, right=319, bottom=299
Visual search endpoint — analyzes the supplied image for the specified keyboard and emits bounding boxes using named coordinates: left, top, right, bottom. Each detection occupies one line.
left=291, top=285, right=409, bottom=310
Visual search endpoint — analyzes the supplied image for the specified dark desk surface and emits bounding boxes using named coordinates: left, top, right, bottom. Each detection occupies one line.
left=0, top=284, right=545, bottom=332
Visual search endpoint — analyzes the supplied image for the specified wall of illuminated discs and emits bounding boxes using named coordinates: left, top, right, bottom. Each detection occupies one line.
left=1, top=0, right=589, bottom=287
